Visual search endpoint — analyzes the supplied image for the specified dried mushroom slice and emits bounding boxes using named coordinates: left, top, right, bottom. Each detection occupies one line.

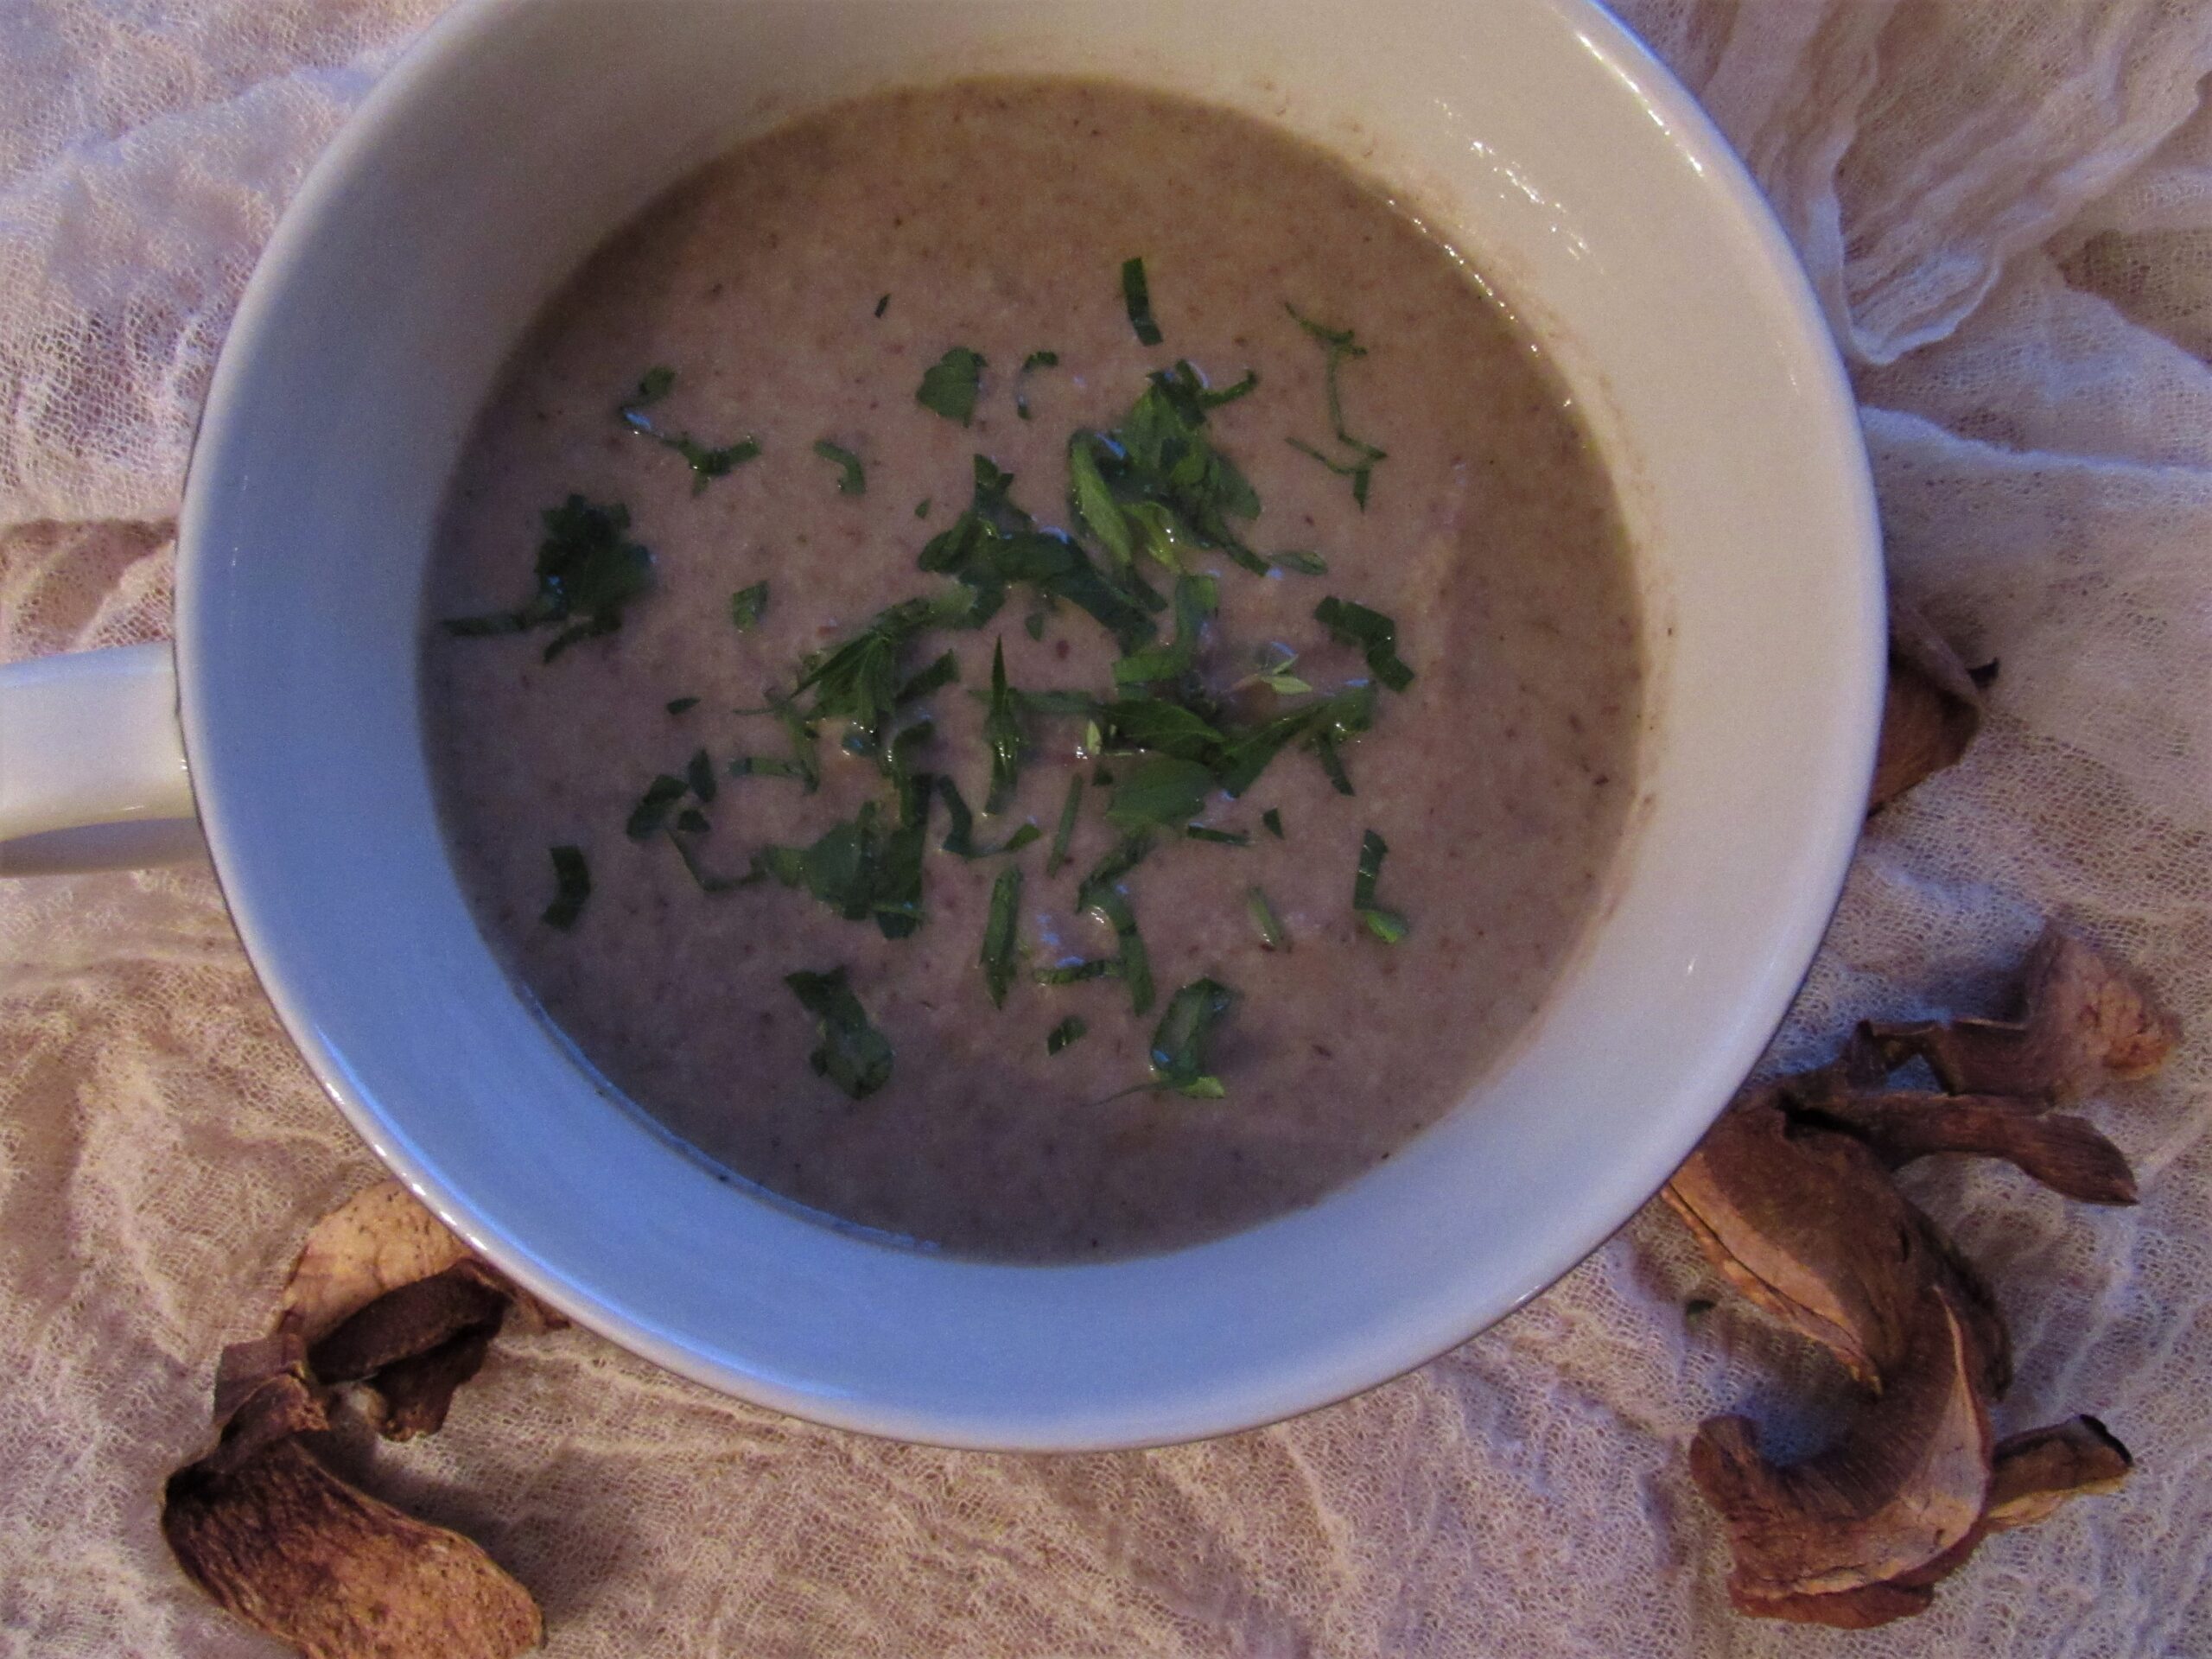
left=1870, top=596, right=1984, bottom=810
left=1866, top=925, right=2177, bottom=1102
left=1690, top=1290, right=1992, bottom=1611
left=1985, top=1415, right=2133, bottom=1530
left=164, top=1436, right=542, bottom=1659
left=1793, top=1090, right=2137, bottom=1205
left=281, top=1181, right=477, bottom=1346
left=1662, top=1090, right=1936, bottom=1390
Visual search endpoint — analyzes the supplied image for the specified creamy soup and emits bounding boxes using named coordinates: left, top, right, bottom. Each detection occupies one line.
left=423, top=79, right=1643, bottom=1262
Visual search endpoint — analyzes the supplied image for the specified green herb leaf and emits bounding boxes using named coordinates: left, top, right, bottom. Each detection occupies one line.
left=1149, top=977, right=1236, bottom=1097
left=1121, top=256, right=1163, bottom=346
left=1314, top=595, right=1414, bottom=691
left=442, top=495, right=654, bottom=663
left=667, top=824, right=757, bottom=893
left=896, top=650, right=960, bottom=706
left=1076, top=834, right=1156, bottom=1014
left=937, top=776, right=1039, bottom=859
left=1037, top=959, right=1119, bottom=985
left=626, top=773, right=689, bottom=840
left=983, top=639, right=1023, bottom=814
left=1269, top=550, right=1329, bottom=576
left=874, top=293, right=890, bottom=318
left=1046, top=1015, right=1087, bottom=1054
left=1046, top=774, right=1084, bottom=875
left=1097, top=697, right=1226, bottom=762
left=728, top=581, right=768, bottom=632
left=915, top=498, right=931, bottom=519
left=1285, top=304, right=1388, bottom=508
left=758, top=790, right=932, bottom=939
left=1314, top=731, right=1355, bottom=796
left=793, top=594, right=953, bottom=753
left=1106, top=754, right=1215, bottom=832
left=1110, top=572, right=1215, bottom=688
left=1023, top=609, right=1046, bottom=640
left=813, top=439, right=867, bottom=495
left=1022, top=349, right=1060, bottom=372
left=917, top=346, right=986, bottom=425
left=675, top=807, right=709, bottom=835
left=1246, top=886, right=1285, bottom=950
left=665, top=696, right=700, bottom=715
left=1185, top=824, right=1249, bottom=846
left=617, top=369, right=760, bottom=492
left=684, top=748, right=718, bottom=804
left=623, top=366, right=676, bottom=408
left=1214, top=683, right=1376, bottom=798
left=982, top=865, right=1022, bottom=1007
left=1353, top=828, right=1409, bottom=942
left=540, top=845, right=590, bottom=929
left=784, top=967, right=893, bottom=1099
left=1262, top=807, right=1285, bottom=839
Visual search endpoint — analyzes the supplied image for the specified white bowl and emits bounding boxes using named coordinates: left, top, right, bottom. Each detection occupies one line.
left=174, top=0, right=1881, bottom=1449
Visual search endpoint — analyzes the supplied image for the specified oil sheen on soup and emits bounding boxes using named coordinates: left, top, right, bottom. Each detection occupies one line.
left=423, top=79, right=1644, bottom=1262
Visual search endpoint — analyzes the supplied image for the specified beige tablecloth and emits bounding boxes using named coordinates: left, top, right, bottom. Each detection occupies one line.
left=3, top=3, right=2209, bottom=1654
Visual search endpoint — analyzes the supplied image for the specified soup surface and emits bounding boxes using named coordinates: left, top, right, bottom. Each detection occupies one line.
left=423, top=79, right=1643, bottom=1262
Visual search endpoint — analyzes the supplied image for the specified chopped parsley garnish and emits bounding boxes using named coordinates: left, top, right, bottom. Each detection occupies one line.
left=616, top=367, right=760, bottom=492
left=916, top=498, right=931, bottom=519
left=1024, top=609, right=1047, bottom=640
left=1069, top=364, right=1281, bottom=579
left=982, top=865, right=1022, bottom=1007
left=1112, top=572, right=1216, bottom=687
left=917, top=346, right=986, bottom=425
left=684, top=747, right=718, bottom=804
left=1213, top=683, right=1376, bottom=798
left=1185, top=824, right=1249, bottom=846
left=540, top=845, right=590, bottom=930
left=1121, top=256, right=1163, bottom=346
left=1015, top=349, right=1059, bottom=421
left=757, top=785, right=932, bottom=940
left=1037, top=959, right=1119, bottom=984
left=813, top=439, right=867, bottom=495
left=1076, top=834, right=1156, bottom=1014
left=1106, top=754, right=1215, bottom=832
left=1148, top=977, right=1235, bottom=1097
left=665, top=696, right=700, bottom=715
left=983, top=639, right=1023, bottom=813
left=626, top=773, right=689, bottom=840
left=791, top=589, right=970, bottom=757
left=896, top=650, right=960, bottom=705
left=1314, top=596, right=1414, bottom=691
left=442, top=495, right=654, bottom=663
left=1046, top=774, right=1084, bottom=875
left=1262, top=807, right=1285, bottom=839
left=1269, top=550, right=1329, bottom=576
left=922, top=455, right=1163, bottom=653
left=1240, top=645, right=1311, bottom=697
left=937, top=777, right=1039, bottom=858
left=1246, top=886, right=1285, bottom=950
left=1353, top=828, right=1409, bottom=942
left=874, top=293, right=890, bottom=318
left=784, top=967, right=893, bottom=1099
left=666, top=823, right=756, bottom=893
left=1285, top=305, right=1388, bottom=508
left=729, top=582, right=768, bottom=632
left=1046, top=1015, right=1088, bottom=1054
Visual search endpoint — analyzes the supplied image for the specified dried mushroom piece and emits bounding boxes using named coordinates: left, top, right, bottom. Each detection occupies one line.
left=1793, top=1090, right=2137, bottom=1205
left=164, top=1436, right=542, bottom=1659
left=1663, top=1091, right=1951, bottom=1391
left=281, top=1181, right=477, bottom=1345
left=1691, top=1290, right=1991, bottom=1611
left=167, top=1182, right=561, bottom=1657
left=1866, top=925, right=2177, bottom=1102
left=1985, top=1415, right=2133, bottom=1529
left=1870, top=596, right=1984, bottom=810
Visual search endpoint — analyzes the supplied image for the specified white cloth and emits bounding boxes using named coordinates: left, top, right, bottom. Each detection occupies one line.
left=3, top=3, right=2209, bottom=1654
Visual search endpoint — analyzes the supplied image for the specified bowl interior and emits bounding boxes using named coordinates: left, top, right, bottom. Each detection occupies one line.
left=178, top=0, right=1881, bottom=1449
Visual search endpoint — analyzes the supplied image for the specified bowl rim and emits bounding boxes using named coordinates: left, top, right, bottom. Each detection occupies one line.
left=175, top=0, right=1883, bottom=1449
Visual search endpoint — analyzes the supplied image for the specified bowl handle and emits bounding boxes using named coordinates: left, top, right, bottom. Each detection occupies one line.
left=0, top=644, right=200, bottom=874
